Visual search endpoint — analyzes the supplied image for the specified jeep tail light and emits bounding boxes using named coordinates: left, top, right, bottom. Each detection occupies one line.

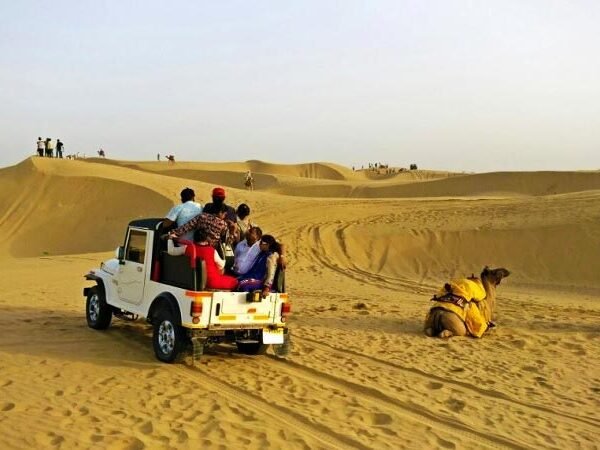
left=191, top=299, right=203, bottom=324
left=280, top=302, right=291, bottom=322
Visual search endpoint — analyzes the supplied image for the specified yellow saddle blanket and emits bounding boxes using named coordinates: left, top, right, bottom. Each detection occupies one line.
left=430, top=278, right=488, bottom=338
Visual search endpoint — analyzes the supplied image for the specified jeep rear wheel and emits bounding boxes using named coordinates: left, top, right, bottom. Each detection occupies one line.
left=86, top=286, right=112, bottom=330
left=153, top=308, right=186, bottom=363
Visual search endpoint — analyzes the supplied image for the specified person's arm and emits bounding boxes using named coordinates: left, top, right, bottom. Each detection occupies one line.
left=277, top=242, right=287, bottom=269
left=169, top=213, right=201, bottom=238
left=236, top=242, right=259, bottom=275
left=262, top=253, right=278, bottom=297
left=213, top=248, right=225, bottom=271
left=162, top=218, right=175, bottom=228
left=167, top=239, right=187, bottom=256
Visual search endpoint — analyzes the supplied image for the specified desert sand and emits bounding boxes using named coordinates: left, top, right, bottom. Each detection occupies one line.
left=0, top=156, right=598, bottom=449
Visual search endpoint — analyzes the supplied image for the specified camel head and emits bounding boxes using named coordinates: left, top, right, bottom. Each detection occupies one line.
left=480, top=266, right=510, bottom=286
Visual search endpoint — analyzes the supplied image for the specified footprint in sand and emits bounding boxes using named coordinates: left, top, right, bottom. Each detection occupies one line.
left=437, top=436, right=456, bottom=449
left=560, top=342, right=587, bottom=355
left=106, top=436, right=145, bottom=450
left=1, top=402, right=15, bottom=412
left=370, top=412, right=393, bottom=426
left=510, top=339, right=527, bottom=349
left=445, top=398, right=466, bottom=413
left=138, top=420, right=154, bottom=435
left=427, top=382, right=444, bottom=390
left=35, top=431, right=64, bottom=446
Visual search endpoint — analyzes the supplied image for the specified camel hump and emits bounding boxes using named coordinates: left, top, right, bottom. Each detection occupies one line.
left=443, top=278, right=486, bottom=302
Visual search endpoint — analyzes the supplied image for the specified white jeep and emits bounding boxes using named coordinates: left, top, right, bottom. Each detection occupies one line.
left=83, top=218, right=291, bottom=363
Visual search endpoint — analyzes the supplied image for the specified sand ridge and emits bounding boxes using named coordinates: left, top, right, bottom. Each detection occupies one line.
left=0, top=157, right=599, bottom=449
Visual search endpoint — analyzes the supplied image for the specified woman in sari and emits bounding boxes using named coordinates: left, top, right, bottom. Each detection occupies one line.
left=237, top=234, right=280, bottom=297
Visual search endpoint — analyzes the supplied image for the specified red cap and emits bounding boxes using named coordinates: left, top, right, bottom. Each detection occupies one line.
left=212, top=187, right=226, bottom=197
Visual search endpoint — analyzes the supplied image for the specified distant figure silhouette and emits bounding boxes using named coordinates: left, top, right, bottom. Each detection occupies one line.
left=244, top=170, right=254, bottom=191
left=166, top=155, right=175, bottom=164
left=36, top=137, right=44, bottom=157
left=98, top=148, right=106, bottom=158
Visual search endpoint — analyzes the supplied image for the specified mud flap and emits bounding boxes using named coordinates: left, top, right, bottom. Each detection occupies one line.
left=272, top=332, right=291, bottom=358
left=190, top=336, right=207, bottom=365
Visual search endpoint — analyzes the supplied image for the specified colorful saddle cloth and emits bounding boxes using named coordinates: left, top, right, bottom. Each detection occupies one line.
left=429, top=278, right=489, bottom=338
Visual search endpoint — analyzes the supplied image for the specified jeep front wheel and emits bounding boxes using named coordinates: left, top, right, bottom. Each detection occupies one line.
left=86, top=286, right=112, bottom=330
left=153, top=308, right=186, bottom=363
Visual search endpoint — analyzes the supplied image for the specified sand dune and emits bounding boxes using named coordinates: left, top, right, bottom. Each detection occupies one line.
left=0, top=156, right=598, bottom=449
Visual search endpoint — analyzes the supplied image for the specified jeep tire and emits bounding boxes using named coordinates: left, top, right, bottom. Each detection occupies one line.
left=86, top=285, right=112, bottom=330
left=153, top=307, right=186, bottom=363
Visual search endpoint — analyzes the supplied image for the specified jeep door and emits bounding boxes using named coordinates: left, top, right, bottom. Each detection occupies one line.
left=117, top=228, right=148, bottom=305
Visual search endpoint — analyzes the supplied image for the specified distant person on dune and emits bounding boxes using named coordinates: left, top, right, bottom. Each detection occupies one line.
left=244, top=170, right=254, bottom=190
left=36, top=137, right=44, bottom=157
left=56, top=139, right=64, bottom=158
left=46, top=138, right=55, bottom=158
left=162, top=187, right=203, bottom=241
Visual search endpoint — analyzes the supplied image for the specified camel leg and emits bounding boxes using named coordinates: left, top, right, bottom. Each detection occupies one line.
left=438, top=313, right=467, bottom=338
left=424, top=309, right=467, bottom=338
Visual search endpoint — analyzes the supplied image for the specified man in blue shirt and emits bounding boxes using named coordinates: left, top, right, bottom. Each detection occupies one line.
left=163, top=188, right=203, bottom=241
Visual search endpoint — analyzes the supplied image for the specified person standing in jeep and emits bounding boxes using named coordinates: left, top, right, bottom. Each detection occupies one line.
left=162, top=188, right=203, bottom=241
left=168, top=205, right=228, bottom=245
left=202, top=187, right=236, bottom=222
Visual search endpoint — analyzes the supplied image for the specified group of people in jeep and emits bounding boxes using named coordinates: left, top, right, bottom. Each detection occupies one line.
left=164, top=186, right=285, bottom=297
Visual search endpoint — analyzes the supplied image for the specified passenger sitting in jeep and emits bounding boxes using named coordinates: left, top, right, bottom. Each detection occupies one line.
left=238, top=234, right=280, bottom=297
left=168, top=229, right=238, bottom=290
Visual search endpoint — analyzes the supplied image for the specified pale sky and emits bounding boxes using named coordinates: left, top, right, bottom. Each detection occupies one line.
left=1, top=0, right=599, bottom=172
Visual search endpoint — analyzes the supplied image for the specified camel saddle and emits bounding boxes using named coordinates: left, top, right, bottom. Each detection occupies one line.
left=429, top=278, right=489, bottom=338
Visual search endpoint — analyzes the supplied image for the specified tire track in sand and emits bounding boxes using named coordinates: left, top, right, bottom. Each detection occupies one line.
left=248, top=356, right=528, bottom=450
left=298, top=223, right=431, bottom=294
left=107, top=330, right=365, bottom=450
left=169, top=363, right=370, bottom=450
left=296, top=336, right=600, bottom=430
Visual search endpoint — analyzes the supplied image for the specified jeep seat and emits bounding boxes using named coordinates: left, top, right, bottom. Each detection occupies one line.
left=160, top=252, right=206, bottom=291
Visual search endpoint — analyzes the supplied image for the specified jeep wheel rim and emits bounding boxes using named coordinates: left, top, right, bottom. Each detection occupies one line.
left=158, top=320, right=175, bottom=355
left=89, top=294, right=100, bottom=322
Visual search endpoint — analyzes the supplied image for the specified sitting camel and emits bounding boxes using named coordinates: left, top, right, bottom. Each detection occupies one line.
left=424, top=266, right=510, bottom=338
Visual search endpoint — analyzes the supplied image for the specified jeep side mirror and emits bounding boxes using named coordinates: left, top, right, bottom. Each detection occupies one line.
left=116, top=246, right=125, bottom=264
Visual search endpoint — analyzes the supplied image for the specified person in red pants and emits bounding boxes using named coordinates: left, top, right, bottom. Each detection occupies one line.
left=168, top=229, right=238, bottom=290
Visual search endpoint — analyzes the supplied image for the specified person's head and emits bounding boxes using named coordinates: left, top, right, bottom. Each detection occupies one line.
left=216, top=203, right=228, bottom=219
left=180, top=187, right=195, bottom=203
left=259, top=234, right=278, bottom=253
left=212, top=186, right=226, bottom=204
left=193, top=228, right=209, bottom=243
left=38, top=136, right=41, bottom=140
left=236, top=203, right=250, bottom=220
left=247, top=226, right=262, bottom=245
